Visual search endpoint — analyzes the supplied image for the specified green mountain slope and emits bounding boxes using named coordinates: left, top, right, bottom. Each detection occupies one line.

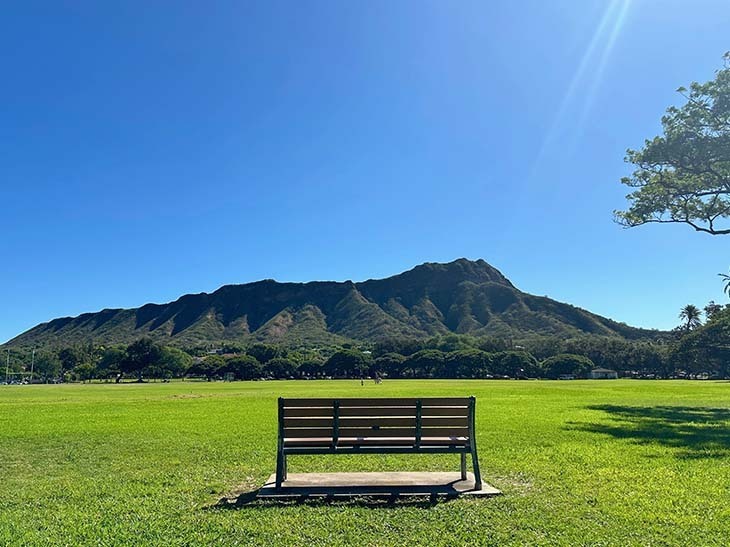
left=6, top=259, right=659, bottom=347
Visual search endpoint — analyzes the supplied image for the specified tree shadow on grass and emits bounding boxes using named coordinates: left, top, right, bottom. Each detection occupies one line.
left=568, top=405, right=730, bottom=459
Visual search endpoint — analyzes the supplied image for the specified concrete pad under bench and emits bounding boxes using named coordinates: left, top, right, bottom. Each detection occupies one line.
left=257, top=471, right=501, bottom=498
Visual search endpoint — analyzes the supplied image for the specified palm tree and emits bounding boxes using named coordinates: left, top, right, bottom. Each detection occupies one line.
left=719, top=271, right=730, bottom=297
left=678, top=304, right=702, bottom=331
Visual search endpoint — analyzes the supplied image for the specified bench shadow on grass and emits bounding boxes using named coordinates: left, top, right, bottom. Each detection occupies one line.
left=568, top=405, right=730, bottom=459
left=208, top=491, right=459, bottom=509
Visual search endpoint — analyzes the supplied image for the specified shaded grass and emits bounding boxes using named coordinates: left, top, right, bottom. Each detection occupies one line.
left=0, top=380, right=729, bottom=545
left=568, top=405, right=730, bottom=458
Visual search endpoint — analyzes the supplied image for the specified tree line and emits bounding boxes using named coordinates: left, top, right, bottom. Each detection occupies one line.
left=6, top=318, right=729, bottom=382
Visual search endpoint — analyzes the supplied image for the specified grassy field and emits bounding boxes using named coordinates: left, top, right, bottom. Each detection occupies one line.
left=0, top=380, right=728, bottom=546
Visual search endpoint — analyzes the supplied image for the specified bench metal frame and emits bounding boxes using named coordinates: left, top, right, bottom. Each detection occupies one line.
left=275, top=396, right=482, bottom=490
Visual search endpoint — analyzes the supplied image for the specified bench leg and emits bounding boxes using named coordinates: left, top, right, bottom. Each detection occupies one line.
left=460, top=453, right=467, bottom=481
left=471, top=445, right=482, bottom=490
left=275, top=451, right=286, bottom=489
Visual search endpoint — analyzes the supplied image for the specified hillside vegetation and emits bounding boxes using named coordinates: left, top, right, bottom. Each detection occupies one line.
left=7, top=259, right=659, bottom=348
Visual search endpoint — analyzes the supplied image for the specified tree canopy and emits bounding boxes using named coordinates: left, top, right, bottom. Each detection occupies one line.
left=324, top=349, right=371, bottom=377
left=615, top=53, right=730, bottom=235
left=673, top=307, right=730, bottom=378
left=121, top=338, right=163, bottom=381
left=541, top=354, right=595, bottom=379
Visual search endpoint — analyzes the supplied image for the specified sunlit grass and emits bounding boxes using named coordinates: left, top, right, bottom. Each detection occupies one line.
left=1, top=380, right=728, bottom=545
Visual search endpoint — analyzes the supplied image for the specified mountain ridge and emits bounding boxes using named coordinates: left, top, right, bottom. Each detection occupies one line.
left=6, top=259, right=660, bottom=347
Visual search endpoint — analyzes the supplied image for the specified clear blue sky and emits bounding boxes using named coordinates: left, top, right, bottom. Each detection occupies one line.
left=2, top=0, right=729, bottom=343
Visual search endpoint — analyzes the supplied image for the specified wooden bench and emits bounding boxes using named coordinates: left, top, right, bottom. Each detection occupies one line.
left=276, top=397, right=482, bottom=489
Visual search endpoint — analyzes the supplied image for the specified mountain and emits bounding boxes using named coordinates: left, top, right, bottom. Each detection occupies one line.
left=6, top=259, right=659, bottom=348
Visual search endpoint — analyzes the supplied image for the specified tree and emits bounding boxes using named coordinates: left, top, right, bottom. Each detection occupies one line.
left=265, top=357, right=299, bottom=379
left=218, top=342, right=246, bottom=354
left=98, top=346, right=126, bottom=379
left=159, top=347, right=193, bottom=378
left=222, top=354, right=263, bottom=380
left=477, top=337, right=510, bottom=353
left=298, top=359, right=325, bottom=378
left=58, top=347, right=83, bottom=373
left=491, top=351, right=538, bottom=378
left=541, top=354, right=594, bottom=379
left=372, top=338, right=424, bottom=358
left=189, top=355, right=225, bottom=381
left=522, top=337, right=567, bottom=361
left=247, top=343, right=284, bottom=364
left=622, top=342, right=670, bottom=378
left=615, top=53, right=730, bottom=235
left=427, top=334, right=477, bottom=353
left=720, top=271, right=730, bottom=296
left=679, top=304, right=703, bottom=332
left=324, top=350, right=371, bottom=378
left=122, top=338, right=163, bottom=381
left=672, top=307, right=730, bottom=378
left=73, top=363, right=97, bottom=383
left=704, top=301, right=725, bottom=321
left=33, top=352, right=61, bottom=381
left=372, top=353, right=406, bottom=378
left=402, top=350, right=445, bottom=378
left=442, top=349, right=492, bottom=378
left=562, top=336, right=630, bottom=371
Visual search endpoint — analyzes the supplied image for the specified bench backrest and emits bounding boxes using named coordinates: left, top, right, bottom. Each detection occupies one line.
left=279, top=397, right=474, bottom=442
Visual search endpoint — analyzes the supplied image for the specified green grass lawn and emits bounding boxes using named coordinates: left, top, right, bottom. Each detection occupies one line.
left=1, top=380, right=728, bottom=546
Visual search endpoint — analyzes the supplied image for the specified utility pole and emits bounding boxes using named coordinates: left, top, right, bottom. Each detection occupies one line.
left=29, top=348, right=35, bottom=384
left=5, top=348, right=9, bottom=384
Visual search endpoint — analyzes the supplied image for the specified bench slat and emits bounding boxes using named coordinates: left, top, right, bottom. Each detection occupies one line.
left=421, top=426, right=470, bottom=437
left=340, top=406, right=468, bottom=417
left=283, top=426, right=470, bottom=438
left=339, top=417, right=416, bottom=427
left=283, top=407, right=336, bottom=417
left=423, top=417, right=469, bottom=427
left=421, top=407, right=470, bottom=417
left=282, top=397, right=470, bottom=408
left=284, top=427, right=415, bottom=438
left=283, top=417, right=467, bottom=428
left=284, top=418, right=334, bottom=428
left=282, top=407, right=469, bottom=419
left=343, top=417, right=467, bottom=427
left=283, top=427, right=335, bottom=437
left=285, top=417, right=417, bottom=428
left=339, top=406, right=415, bottom=417
left=283, top=437, right=468, bottom=447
